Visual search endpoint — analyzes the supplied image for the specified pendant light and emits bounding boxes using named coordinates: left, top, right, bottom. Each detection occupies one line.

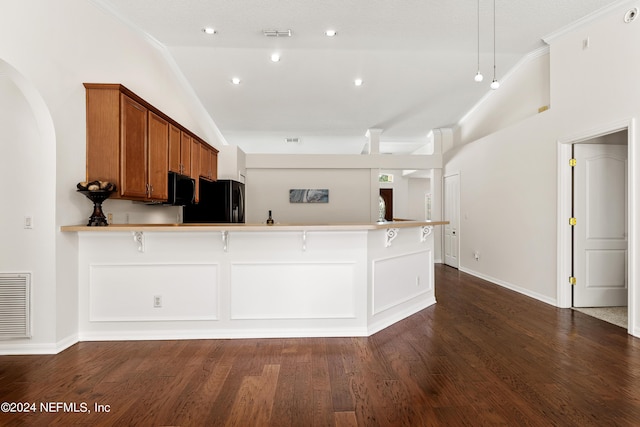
left=490, top=0, right=500, bottom=90
left=474, top=0, right=483, bottom=82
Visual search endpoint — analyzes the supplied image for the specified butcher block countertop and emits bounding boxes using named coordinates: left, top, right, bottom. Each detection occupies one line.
left=60, top=220, right=448, bottom=232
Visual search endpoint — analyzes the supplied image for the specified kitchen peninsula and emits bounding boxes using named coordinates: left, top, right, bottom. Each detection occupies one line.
left=61, top=220, right=447, bottom=341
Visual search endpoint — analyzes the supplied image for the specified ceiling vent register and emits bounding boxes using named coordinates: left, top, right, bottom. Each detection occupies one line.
left=263, top=29, right=292, bottom=37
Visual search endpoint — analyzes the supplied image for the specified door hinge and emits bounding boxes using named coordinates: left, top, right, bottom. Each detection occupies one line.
left=569, top=276, right=577, bottom=285
left=569, top=158, right=577, bottom=167
left=569, top=217, right=577, bottom=226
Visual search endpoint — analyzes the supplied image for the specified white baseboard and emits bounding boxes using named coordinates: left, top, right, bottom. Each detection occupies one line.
left=56, top=333, right=79, bottom=353
left=78, top=327, right=369, bottom=341
left=368, top=296, right=436, bottom=335
left=0, top=334, right=79, bottom=355
left=0, top=342, right=58, bottom=355
left=459, top=266, right=557, bottom=306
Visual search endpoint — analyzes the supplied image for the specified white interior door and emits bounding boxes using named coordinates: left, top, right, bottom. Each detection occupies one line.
left=444, top=173, right=459, bottom=268
left=574, top=143, right=628, bottom=307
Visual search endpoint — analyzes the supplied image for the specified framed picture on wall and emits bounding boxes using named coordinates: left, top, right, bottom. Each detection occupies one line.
left=289, top=189, right=329, bottom=203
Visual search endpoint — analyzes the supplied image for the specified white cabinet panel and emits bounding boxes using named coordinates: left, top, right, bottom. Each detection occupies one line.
left=230, top=263, right=356, bottom=319
left=90, top=264, right=218, bottom=321
left=372, top=250, right=432, bottom=315
left=73, top=225, right=437, bottom=340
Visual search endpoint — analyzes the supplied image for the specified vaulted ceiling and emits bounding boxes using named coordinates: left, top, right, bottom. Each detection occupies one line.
left=98, top=0, right=620, bottom=154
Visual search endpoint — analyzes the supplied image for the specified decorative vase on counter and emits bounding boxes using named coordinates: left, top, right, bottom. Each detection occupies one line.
left=77, top=181, right=116, bottom=226
left=266, top=210, right=275, bottom=225
left=378, top=195, right=387, bottom=223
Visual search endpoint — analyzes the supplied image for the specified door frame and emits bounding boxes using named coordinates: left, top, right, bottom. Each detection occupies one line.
left=379, top=188, right=393, bottom=221
left=443, top=172, right=461, bottom=269
left=557, top=118, right=637, bottom=336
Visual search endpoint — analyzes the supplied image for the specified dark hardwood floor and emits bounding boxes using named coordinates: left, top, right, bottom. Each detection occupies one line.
left=1, top=265, right=639, bottom=426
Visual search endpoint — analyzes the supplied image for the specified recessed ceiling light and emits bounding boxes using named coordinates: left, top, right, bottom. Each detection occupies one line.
left=202, top=27, right=216, bottom=35
left=354, top=78, right=363, bottom=86
left=231, top=77, right=241, bottom=85
left=324, top=29, right=337, bottom=37
left=271, top=53, right=281, bottom=62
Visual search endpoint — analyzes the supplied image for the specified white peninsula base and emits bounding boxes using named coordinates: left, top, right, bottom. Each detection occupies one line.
left=63, top=221, right=446, bottom=341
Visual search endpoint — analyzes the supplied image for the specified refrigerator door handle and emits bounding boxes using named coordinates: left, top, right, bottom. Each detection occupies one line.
left=237, top=185, right=245, bottom=223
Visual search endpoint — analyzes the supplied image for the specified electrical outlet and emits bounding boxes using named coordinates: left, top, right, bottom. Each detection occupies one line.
left=107, top=213, right=113, bottom=223
left=24, top=216, right=33, bottom=229
left=153, top=295, right=162, bottom=308
left=474, top=251, right=480, bottom=261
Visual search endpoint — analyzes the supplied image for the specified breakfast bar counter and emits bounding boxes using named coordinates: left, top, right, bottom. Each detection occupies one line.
left=61, top=220, right=446, bottom=232
left=62, top=221, right=447, bottom=341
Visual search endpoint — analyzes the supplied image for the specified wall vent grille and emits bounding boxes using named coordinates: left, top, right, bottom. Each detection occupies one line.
left=0, top=273, right=31, bottom=339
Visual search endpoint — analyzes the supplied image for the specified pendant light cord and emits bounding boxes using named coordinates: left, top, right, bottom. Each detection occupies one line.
left=493, top=0, right=496, bottom=81
left=490, top=0, right=500, bottom=88
left=477, top=0, right=481, bottom=71
left=474, top=0, right=483, bottom=82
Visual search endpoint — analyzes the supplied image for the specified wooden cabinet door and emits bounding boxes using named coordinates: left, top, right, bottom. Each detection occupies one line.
left=168, top=124, right=181, bottom=173
left=198, top=144, right=218, bottom=181
left=190, top=139, right=200, bottom=203
left=180, top=132, right=191, bottom=176
left=120, top=94, right=148, bottom=199
left=199, top=144, right=211, bottom=180
left=148, top=112, right=169, bottom=201
left=211, top=151, right=218, bottom=181
left=85, top=86, right=120, bottom=190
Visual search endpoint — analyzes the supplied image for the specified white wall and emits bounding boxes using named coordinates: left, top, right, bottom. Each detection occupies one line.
left=447, top=1, right=640, bottom=335
left=0, top=0, right=226, bottom=353
left=550, top=3, right=640, bottom=336
left=457, top=49, right=551, bottom=146
left=0, top=68, right=57, bottom=351
left=379, top=170, right=430, bottom=220
left=246, top=168, right=373, bottom=224
left=445, top=112, right=559, bottom=303
left=408, top=178, right=430, bottom=220
left=247, top=165, right=433, bottom=224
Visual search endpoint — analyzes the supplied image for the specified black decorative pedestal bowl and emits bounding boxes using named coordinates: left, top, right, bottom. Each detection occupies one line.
left=78, top=190, right=114, bottom=226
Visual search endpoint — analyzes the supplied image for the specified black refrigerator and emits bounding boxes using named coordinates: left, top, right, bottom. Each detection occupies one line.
left=183, top=179, right=245, bottom=223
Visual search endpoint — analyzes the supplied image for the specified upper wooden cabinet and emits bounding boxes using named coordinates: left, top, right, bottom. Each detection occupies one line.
left=147, top=112, right=169, bottom=201
left=168, top=124, right=182, bottom=174
left=168, top=125, right=195, bottom=176
left=84, top=83, right=216, bottom=203
left=199, top=143, right=218, bottom=182
left=84, top=85, right=121, bottom=191
left=120, top=94, right=149, bottom=199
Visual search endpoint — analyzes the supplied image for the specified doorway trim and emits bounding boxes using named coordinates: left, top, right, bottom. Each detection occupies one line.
left=443, top=172, right=461, bottom=269
left=557, top=118, right=637, bottom=336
